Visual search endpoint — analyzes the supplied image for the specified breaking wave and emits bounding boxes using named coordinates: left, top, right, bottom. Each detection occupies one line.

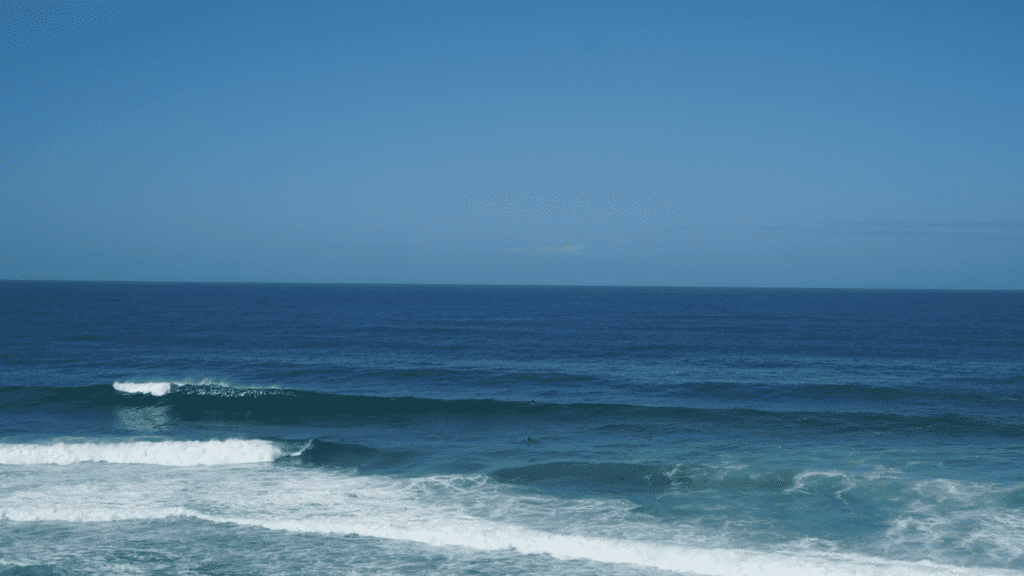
left=113, top=381, right=173, bottom=396
left=0, top=382, right=1020, bottom=439
left=0, top=439, right=285, bottom=466
left=1, top=504, right=1014, bottom=576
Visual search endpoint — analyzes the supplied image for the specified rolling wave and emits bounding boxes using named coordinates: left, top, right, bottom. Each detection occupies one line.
left=291, top=439, right=414, bottom=468
left=0, top=382, right=1020, bottom=438
left=6, top=506, right=1011, bottom=576
left=0, top=437, right=420, bottom=470
left=489, top=462, right=808, bottom=494
left=0, top=439, right=287, bottom=466
left=112, top=381, right=174, bottom=396
left=3, top=441, right=1023, bottom=573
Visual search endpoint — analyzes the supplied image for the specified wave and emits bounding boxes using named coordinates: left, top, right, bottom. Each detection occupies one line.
left=1, top=382, right=1021, bottom=438
left=0, top=506, right=190, bottom=523
left=489, top=462, right=810, bottom=495
left=112, top=379, right=264, bottom=398
left=290, top=439, right=414, bottom=468
left=0, top=437, right=852, bottom=497
left=0, top=438, right=417, bottom=470
left=190, top=515, right=1023, bottom=576
left=3, top=457, right=1022, bottom=574
left=0, top=564, right=68, bottom=576
left=0, top=439, right=286, bottom=466
left=2, top=504, right=1015, bottom=576
left=112, top=381, right=173, bottom=396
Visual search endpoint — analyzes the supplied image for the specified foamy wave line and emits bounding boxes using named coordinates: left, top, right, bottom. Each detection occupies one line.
left=0, top=506, right=1014, bottom=576
left=221, top=516, right=1019, bottom=576
left=112, top=380, right=288, bottom=398
left=0, top=506, right=189, bottom=523
left=113, top=381, right=175, bottom=396
left=0, top=439, right=284, bottom=466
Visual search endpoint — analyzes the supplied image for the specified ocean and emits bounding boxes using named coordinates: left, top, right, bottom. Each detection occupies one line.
left=1, top=281, right=1022, bottom=575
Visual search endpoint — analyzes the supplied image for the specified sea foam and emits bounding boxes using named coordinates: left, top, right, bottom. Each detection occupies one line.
left=1, top=505, right=1015, bottom=576
left=0, top=439, right=284, bottom=466
left=113, top=381, right=174, bottom=396
left=1, top=466, right=1019, bottom=576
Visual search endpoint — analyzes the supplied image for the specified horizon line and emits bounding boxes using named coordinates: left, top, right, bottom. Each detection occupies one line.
left=0, top=279, right=1020, bottom=292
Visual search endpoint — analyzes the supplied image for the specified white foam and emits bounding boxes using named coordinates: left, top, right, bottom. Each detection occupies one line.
left=1, top=504, right=1012, bottom=576
left=113, top=381, right=173, bottom=396
left=213, top=514, right=1017, bottom=576
left=787, top=469, right=859, bottom=499
left=885, top=479, right=1024, bottom=566
left=0, top=439, right=284, bottom=466
left=0, top=506, right=190, bottom=523
left=1, top=466, right=1019, bottom=576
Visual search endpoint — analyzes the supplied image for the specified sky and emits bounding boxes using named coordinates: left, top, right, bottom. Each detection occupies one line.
left=1, top=0, right=1021, bottom=288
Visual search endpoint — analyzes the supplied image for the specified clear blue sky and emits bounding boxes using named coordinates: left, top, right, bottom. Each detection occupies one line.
left=2, top=0, right=1021, bottom=287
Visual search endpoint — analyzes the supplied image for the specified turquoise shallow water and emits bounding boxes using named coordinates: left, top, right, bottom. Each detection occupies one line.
left=1, top=282, right=1023, bottom=575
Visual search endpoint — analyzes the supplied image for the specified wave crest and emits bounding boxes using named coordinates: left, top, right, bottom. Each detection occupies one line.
left=113, top=382, right=174, bottom=396
left=0, top=439, right=284, bottom=466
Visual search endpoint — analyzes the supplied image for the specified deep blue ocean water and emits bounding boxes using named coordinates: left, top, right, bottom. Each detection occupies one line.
left=1, top=282, right=1022, bottom=575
